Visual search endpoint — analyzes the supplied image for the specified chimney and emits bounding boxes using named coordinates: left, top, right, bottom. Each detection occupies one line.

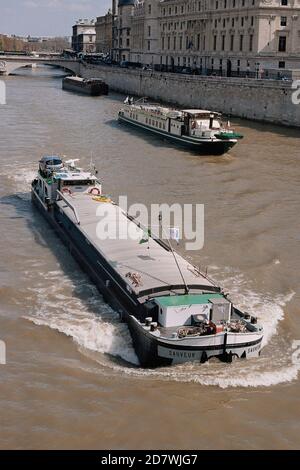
left=112, top=0, right=117, bottom=17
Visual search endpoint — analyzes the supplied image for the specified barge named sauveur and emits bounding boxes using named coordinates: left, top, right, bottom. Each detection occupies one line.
left=31, top=156, right=264, bottom=367
left=62, top=76, right=109, bottom=96
left=118, top=100, right=243, bottom=155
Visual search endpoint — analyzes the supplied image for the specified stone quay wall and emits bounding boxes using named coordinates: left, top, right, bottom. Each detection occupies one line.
left=80, top=63, right=300, bottom=127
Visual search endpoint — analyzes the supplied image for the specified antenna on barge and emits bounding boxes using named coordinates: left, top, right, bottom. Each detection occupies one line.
left=89, top=151, right=98, bottom=175
left=158, top=213, right=189, bottom=295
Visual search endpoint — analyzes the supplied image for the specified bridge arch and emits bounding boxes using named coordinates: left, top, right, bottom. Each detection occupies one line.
left=1, top=59, right=80, bottom=76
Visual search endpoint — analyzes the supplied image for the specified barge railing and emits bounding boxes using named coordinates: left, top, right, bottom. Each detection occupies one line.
left=57, top=190, right=81, bottom=225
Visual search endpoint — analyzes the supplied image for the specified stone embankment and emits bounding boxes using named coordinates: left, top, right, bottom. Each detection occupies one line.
left=80, top=63, right=300, bottom=127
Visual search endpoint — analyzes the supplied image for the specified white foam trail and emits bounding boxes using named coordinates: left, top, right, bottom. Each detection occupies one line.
left=91, top=348, right=300, bottom=389
left=3, top=161, right=37, bottom=193
left=25, top=268, right=298, bottom=388
left=24, top=264, right=297, bottom=388
left=204, top=266, right=295, bottom=346
left=25, top=274, right=139, bottom=365
left=29, top=315, right=139, bottom=366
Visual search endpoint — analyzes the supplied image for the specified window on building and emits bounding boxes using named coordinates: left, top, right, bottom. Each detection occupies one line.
left=222, top=35, right=225, bottom=51
left=278, top=36, right=287, bottom=52
left=239, top=35, right=243, bottom=52
left=249, top=34, right=253, bottom=52
left=280, top=17, right=287, bottom=27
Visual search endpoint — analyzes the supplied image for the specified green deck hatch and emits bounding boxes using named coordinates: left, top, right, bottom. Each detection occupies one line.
left=155, top=294, right=223, bottom=308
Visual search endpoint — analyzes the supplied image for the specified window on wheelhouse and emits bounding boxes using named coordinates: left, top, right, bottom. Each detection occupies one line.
left=191, top=118, right=221, bottom=131
left=62, top=180, right=96, bottom=186
left=47, top=159, right=62, bottom=166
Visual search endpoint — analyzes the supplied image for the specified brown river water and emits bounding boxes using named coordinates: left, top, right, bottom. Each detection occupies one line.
left=0, top=66, right=299, bottom=450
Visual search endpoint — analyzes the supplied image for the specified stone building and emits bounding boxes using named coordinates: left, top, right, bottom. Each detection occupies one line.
left=157, top=0, right=300, bottom=76
left=95, top=12, right=113, bottom=54
left=113, top=0, right=136, bottom=62
left=106, top=0, right=300, bottom=75
left=130, top=0, right=160, bottom=65
left=131, top=1, right=145, bottom=63
left=72, top=19, right=96, bottom=53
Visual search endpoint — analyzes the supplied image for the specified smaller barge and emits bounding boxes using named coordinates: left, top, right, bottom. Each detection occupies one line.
left=62, top=76, right=109, bottom=96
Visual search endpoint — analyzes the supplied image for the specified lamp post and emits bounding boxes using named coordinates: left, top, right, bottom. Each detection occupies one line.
left=255, top=61, right=260, bottom=79
left=111, top=0, right=117, bottom=61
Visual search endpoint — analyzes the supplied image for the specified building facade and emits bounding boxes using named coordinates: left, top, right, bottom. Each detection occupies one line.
left=95, top=12, right=113, bottom=53
left=72, top=19, right=96, bottom=53
left=112, top=0, right=136, bottom=62
left=107, top=0, right=300, bottom=75
left=156, top=0, right=300, bottom=75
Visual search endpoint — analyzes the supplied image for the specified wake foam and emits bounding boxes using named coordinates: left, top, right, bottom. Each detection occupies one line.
left=206, top=267, right=295, bottom=346
left=25, top=273, right=139, bottom=365
left=107, top=356, right=300, bottom=389
left=3, top=161, right=37, bottom=193
left=24, top=266, right=298, bottom=388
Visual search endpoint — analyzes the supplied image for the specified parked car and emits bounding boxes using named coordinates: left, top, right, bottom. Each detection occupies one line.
left=142, top=65, right=153, bottom=71
left=181, top=67, right=193, bottom=75
left=120, top=61, right=130, bottom=68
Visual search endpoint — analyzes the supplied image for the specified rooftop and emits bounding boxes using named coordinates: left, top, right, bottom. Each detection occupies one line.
left=182, top=110, right=222, bottom=116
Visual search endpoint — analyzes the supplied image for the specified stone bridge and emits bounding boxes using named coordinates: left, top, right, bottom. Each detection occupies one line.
left=0, top=56, right=80, bottom=76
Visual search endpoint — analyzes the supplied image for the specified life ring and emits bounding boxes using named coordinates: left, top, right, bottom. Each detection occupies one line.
left=89, top=187, right=101, bottom=196
left=62, top=187, right=72, bottom=195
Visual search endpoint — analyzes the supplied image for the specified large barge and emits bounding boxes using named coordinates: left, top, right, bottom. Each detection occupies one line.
left=62, top=76, right=109, bottom=96
left=31, top=156, right=264, bottom=367
left=118, top=100, right=243, bottom=155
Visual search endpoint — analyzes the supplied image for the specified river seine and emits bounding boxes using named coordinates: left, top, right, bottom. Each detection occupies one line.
left=0, top=66, right=299, bottom=449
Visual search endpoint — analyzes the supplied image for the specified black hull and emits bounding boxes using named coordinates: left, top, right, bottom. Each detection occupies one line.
left=118, top=115, right=236, bottom=155
left=62, top=81, right=109, bottom=96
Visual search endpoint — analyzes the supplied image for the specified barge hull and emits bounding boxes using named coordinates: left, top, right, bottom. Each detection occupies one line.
left=128, top=316, right=263, bottom=367
left=31, top=189, right=263, bottom=368
left=118, top=114, right=236, bottom=155
left=62, top=81, right=109, bottom=96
